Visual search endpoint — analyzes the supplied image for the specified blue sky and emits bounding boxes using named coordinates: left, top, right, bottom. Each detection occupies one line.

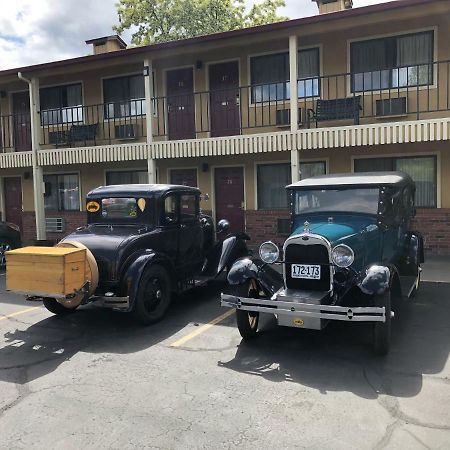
left=0, top=0, right=392, bottom=70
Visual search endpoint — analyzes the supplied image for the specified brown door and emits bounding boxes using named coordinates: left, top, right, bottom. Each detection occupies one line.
left=4, top=177, right=23, bottom=231
left=170, top=168, right=198, bottom=187
left=214, top=167, right=245, bottom=232
left=166, top=68, right=195, bottom=140
left=12, top=92, right=32, bottom=151
left=209, top=61, right=240, bottom=137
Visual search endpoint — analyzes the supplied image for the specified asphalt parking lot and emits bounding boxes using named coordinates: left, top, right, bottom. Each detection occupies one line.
left=0, top=264, right=449, bottom=449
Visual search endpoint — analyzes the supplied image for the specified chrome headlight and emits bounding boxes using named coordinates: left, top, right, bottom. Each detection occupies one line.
left=332, top=244, right=354, bottom=268
left=259, top=241, right=279, bottom=264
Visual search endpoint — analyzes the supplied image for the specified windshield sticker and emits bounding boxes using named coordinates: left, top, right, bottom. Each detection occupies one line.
left=137, top=198, right=146, bottom=212
left=86, top=201, right=100, bottom=213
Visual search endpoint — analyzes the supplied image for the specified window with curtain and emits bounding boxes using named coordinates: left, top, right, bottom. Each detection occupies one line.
left=257, top=163, right=292, bottom=209
left=106, top=170, right=148, bottom=185
left=44, top=174, right=80, bottom=211
left=354, top=155, right=437, bottom=207
left=351, top=31, right=433, bottom=92
left=250, top=48, right=320, bottom=103
left=103, top=74, right=146, bottom=119
left=300, top=161, right=326, bottom=180
left=40, top=84, right=83, bottom=125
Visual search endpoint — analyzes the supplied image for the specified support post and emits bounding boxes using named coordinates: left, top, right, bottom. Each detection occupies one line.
left=143, top=59, right=156, bottom=183
left=291, top=148, right=300, bottom=184
left=28, top=76, right=46, bottom=240
left=289, top=35, right=298, bottom=133
left=289, top=36, right=300, bottom=183
left=147, top=158, right=156, bottom=184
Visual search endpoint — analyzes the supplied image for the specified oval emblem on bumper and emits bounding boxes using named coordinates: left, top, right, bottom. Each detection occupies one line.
left=293, top=318, right=304, bottom=326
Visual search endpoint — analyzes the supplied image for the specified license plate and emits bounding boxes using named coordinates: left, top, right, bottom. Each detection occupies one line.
left=291, top=264, right=321, bottom=280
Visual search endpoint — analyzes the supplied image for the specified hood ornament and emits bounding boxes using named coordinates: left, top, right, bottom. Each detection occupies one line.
left=303, top=221, right=310, bottom=233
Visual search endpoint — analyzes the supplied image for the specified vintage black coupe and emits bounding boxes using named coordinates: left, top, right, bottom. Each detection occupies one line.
left=42, top=184, right=249, bottom=324
left=221, top=172, right=424, bottom=354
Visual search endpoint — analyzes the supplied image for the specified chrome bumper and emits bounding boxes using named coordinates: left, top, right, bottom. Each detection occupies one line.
left=221, top=291, right=386, bottom=325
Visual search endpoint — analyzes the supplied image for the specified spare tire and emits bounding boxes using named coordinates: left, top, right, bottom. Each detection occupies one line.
left=56, top=240, right=99, bottom=308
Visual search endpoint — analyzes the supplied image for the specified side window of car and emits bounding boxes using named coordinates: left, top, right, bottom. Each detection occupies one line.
left=180, top=194, right=198, bottom=223
left=164, top=195, right=179, bottom=224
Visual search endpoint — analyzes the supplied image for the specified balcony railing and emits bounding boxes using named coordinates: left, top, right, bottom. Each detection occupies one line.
left=1, top=60, right=450, bottom=152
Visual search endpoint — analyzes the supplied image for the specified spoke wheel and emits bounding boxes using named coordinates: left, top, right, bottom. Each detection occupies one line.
left=0, top=241, right=11, bottom=268
left=235, top=279, right=260, bottom=340
left=133, top=265, right=171, bottom=325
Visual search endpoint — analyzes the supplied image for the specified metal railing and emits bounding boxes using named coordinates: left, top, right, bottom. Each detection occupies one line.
left=1, top=60, right=450, bottom=151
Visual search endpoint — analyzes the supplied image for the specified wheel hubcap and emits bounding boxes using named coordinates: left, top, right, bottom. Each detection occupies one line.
left=144, top=277, right=164, bottom=313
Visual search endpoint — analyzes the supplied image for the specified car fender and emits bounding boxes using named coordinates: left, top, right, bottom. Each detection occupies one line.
left=201, top=234, right=249, bottom=277
left=408, top=231, right=425, bottom=265
left=357, top=264, right=399, bottom=296
left=121, top=250, right=175, bottom=309
left=227, top=257, right=284, bottom=297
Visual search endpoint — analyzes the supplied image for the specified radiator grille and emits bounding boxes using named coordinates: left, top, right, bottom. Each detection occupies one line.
left=285, top=243, right=330, bottom=291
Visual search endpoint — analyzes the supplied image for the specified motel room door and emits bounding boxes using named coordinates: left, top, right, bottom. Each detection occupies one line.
left=214, top=167, right=245, bottom=232
left=3, top=177, right=23, bottom=232
left=12, top=92, right=32, bottom=151
left=166, top=68, right=196, bottom=140
left=209, top=61, right=240, bottom=137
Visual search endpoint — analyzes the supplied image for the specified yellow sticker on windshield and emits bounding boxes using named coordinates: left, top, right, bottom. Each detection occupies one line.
left=137, top=198, right=146, bottom=212
left=86, top=201, right=100, bottom=213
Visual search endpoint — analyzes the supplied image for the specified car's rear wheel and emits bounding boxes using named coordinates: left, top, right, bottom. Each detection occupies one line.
left=373, top=289, right=391, bottom=356
left=132, top=265, right=171, bottom=325
left=235, top=279, right=260, bottom=340
left=43, top=298, right=78, bottom=316
left=0, top=240, right=12, bottom=268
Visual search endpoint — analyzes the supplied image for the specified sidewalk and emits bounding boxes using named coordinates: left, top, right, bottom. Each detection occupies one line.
left=422, top=256, right=450, bottom=283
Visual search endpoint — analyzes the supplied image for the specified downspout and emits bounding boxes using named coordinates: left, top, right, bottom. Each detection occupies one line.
left=17, top=72, right=46, bottom=241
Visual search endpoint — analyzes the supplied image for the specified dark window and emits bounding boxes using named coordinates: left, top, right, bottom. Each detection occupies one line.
left=350, top=31, right=434, bottom=92
left=257, top=163, right=292, bottom=209
left=40, top=84, right=83, bottom=125
left=163, top=195, right=178, bottom=224
left=300, top=161, right=326, bottom=180
left=106, top=170, right=148, bottom=185
left=44, top=174, right=80, bottom=211
left=354, top=155, right=437, bottom=207
left=180, top=194, right=198, bottom=222
left=250, top=48, right=320, bottom=103
left=103, top=74, right=145, bottom=119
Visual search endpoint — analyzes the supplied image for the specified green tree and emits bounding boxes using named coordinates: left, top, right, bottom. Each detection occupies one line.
left=114, top=0, right=288, bottom=45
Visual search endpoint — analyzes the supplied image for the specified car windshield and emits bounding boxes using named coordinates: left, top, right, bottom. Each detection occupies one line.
left=294, top=188, right=380, bottom=215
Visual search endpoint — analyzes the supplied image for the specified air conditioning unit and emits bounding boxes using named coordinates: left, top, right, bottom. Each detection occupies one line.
left=45, top=217, right=65, bottom=233
left=276, top=108, right=302, bottom=126
left=376, top=97, right=407, bottom=117
left=115, top=124, right=136, bottom=139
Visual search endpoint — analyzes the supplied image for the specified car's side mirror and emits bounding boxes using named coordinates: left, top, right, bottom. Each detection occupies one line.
left=216, top=219, right=230, bottom=234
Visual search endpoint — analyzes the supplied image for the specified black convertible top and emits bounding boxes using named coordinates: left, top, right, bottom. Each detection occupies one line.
left=87, top=184, right=201, bottom=198
left=287, top=171, right=414, bottom=189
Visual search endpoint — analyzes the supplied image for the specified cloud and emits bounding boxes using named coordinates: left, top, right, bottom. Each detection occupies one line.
left=0, top=0, right=392, bottom=70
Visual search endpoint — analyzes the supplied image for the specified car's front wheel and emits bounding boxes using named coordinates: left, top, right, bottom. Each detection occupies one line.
left=234, top=279, right=260, bottom=340
left=373, top=289, right=392, bottom=355
left=43, top=298, right=78, bottom=316
left=132, top=265, right=171, bottom=325
left=0, top=240, right=12, bottom=268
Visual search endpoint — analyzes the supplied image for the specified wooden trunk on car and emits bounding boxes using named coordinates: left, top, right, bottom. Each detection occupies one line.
left=6, top=246, right=87, bottom=297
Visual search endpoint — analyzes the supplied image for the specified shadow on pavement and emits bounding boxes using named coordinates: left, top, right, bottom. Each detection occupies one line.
left=0, top=281, right=225, bottom=385
left=218, top=281, right=450, bottom=399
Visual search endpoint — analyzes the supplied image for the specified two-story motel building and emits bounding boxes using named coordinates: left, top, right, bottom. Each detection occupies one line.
left=0, top=0, right=450, bottom=253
